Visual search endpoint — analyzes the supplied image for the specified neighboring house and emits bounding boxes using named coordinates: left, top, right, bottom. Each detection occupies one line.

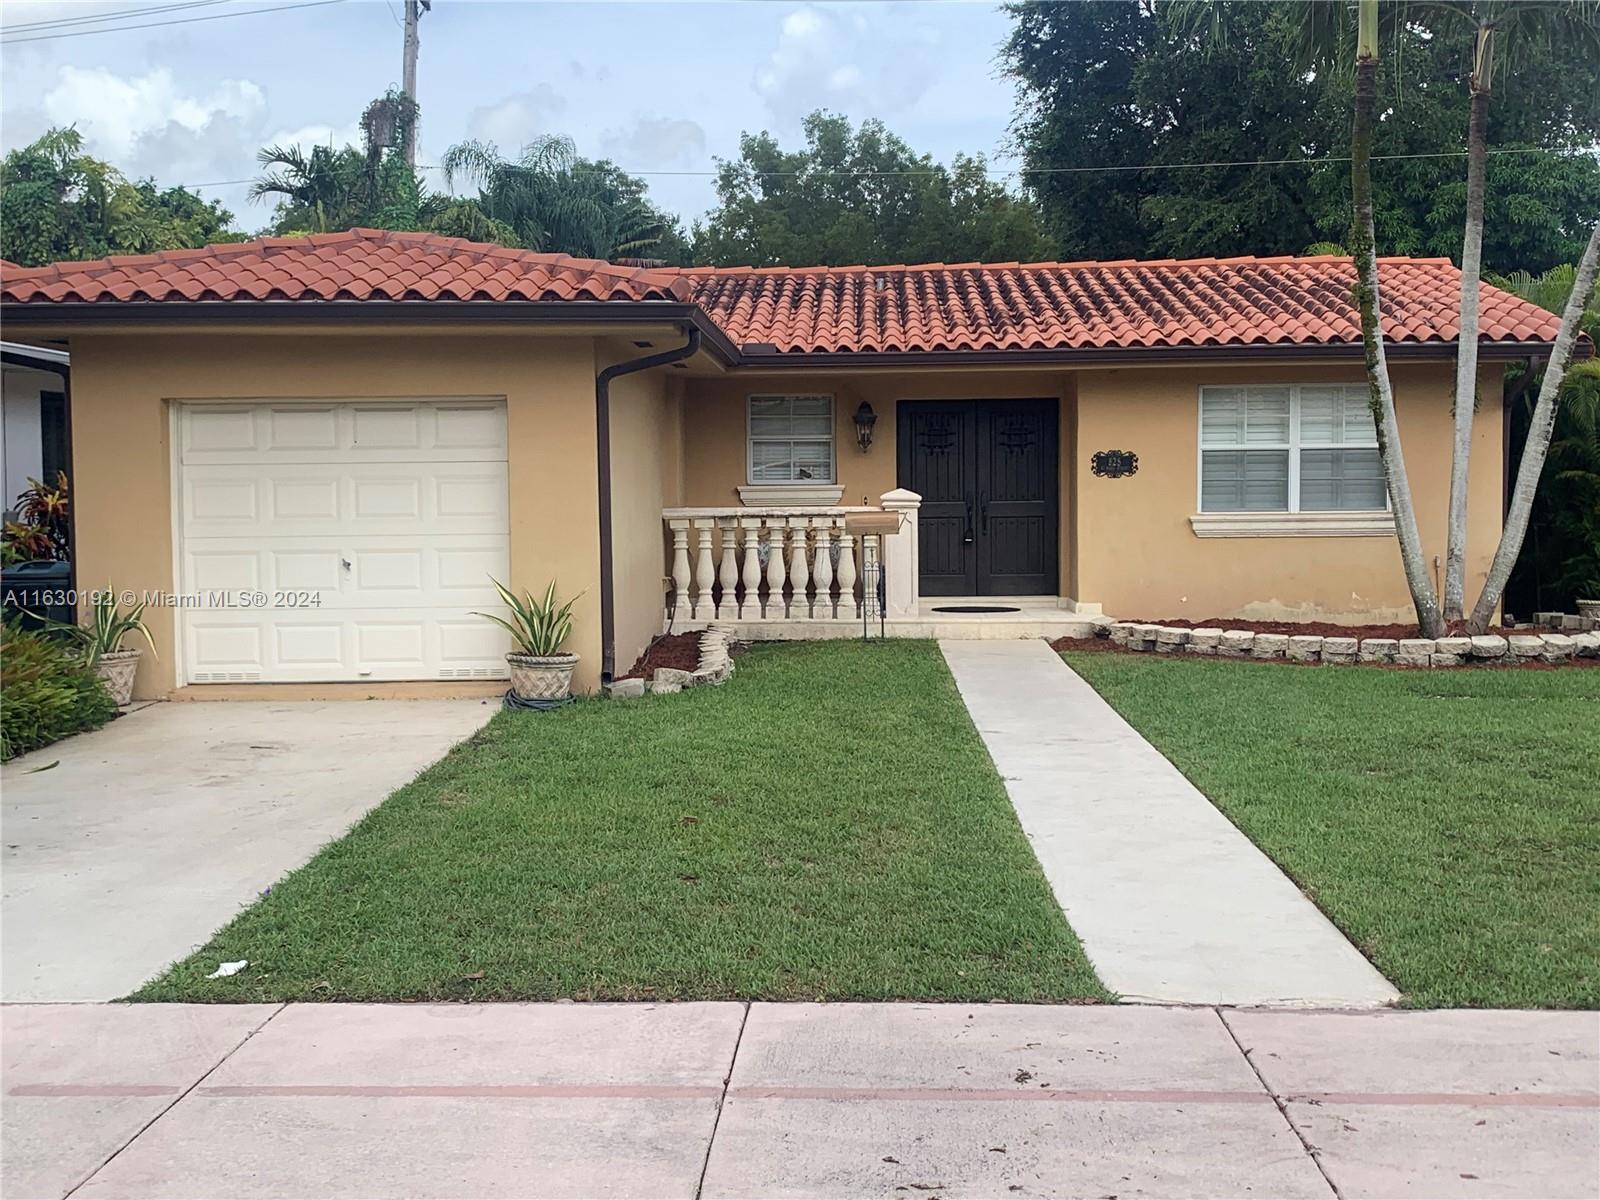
left=0, top=229, right=1566, bottom=699
left=1, top=341, right=70, bottom=519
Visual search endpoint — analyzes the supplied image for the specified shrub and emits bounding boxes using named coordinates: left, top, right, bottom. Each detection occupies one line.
left=1, top=621, right=116, bottom=761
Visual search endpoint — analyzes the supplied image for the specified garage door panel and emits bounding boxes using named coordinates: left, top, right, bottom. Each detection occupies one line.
left=182, top=401, right=507, bottom=465
left=181, top=462, right=508, bottom=539
left=179, top=400, right=510, bottom=683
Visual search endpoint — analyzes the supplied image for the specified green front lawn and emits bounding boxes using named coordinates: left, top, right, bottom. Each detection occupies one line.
left=139, top=641, right=1106, bottom=1003
left=1064, top=651, right=1600, bottom=1009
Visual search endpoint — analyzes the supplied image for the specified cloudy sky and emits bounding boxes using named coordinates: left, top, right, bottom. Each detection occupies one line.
left=0, top=0, right=1022, bottom=232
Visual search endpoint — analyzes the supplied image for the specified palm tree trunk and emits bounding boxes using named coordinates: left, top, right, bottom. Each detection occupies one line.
left=1443, top=46, right=1492, bottom=623
left=1350, top=0, right=1444, bottom=638
left=1467, top=220, right=1600, bottom=633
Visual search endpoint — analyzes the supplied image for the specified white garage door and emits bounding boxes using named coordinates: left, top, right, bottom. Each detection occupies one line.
left=178, top=401, right=511, bottom=683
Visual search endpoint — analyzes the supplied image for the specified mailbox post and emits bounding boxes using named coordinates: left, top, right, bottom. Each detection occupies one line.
left=844, top=510, right=903, bottom=640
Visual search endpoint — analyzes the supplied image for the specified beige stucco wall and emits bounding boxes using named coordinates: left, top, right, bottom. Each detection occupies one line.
left=676, top=359, right=1504, bottom=622
left=605, top=355, right=684, bottom=676
left=65, top=330, right=605, bottom=698
left=1073, top=360, right=1505, bottom=622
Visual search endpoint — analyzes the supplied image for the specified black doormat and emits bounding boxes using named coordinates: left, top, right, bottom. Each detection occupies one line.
left=931, top=605, right=1022, bottom=614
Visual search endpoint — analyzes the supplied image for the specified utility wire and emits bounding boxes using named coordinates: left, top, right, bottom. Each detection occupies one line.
left=0, top=0, right=348, bottom=45
left=1, top=0, right=238, bottom=34
left=175, top=144, right=1577, bottom=192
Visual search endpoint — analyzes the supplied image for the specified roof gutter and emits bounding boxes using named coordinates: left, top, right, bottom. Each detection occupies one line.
left=594, top=326, right=701, bottom=683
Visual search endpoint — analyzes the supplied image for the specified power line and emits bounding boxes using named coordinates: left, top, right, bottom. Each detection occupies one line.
left=0, top=0, right=348, bottom=45
left=1, top=0, right=238, bottom=34
left=173, top=144, right=1580, bottom=194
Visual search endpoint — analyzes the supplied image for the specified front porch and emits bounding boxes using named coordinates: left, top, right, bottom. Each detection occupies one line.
left=660, top=491, right=1106, bottom=642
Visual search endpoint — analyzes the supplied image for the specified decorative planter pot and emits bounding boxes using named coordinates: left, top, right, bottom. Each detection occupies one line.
left=94, top=648, right=142, bottom=707
left=506, top=652, right=579, bottom=702
left=1578, top=599, right=1600, bottom=620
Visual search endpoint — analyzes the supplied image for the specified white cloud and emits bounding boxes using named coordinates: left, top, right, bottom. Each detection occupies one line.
left=463, top=85, right=566, bottom=154
left=753, top=5, right=942, bottom=128
left=600, top=116, right=705, bottom=169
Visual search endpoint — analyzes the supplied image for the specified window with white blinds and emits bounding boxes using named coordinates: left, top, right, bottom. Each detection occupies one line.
left=748, top=394, right=835, bottom=484
left=1199, top=385, right=1385, bottom=513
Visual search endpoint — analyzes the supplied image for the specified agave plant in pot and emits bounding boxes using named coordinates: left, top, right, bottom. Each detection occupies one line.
left=475, top=579, right=581, bottom=706
left=63, top=588, right=157, bottom=707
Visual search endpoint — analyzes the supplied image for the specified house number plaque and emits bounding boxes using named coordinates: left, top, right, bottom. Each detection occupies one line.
left=1091, top=449, right=1139, bottom=478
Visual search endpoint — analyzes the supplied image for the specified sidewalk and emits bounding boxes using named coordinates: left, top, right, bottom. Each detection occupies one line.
left=940, top=639, right=1398, bottom=1007
left=4, top=1002, right=1595, bottom=1199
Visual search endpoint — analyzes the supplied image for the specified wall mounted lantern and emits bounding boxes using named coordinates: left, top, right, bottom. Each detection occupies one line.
left=853, top=401, right=878, bottom=452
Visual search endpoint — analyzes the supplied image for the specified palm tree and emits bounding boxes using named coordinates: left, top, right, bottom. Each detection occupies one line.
left=250, top=143, right=365, bottom=233
left=441, top=135, right=668, bottom=260
left=1432, top=1, right=1600, bottom=621
left=1348, top=0, right=1446, bottom=635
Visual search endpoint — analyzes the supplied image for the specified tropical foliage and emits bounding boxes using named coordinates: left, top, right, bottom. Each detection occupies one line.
left=1001, top=0, right=1600, bottom=272
left=475, top=579, right=579, bottom=658
left=1, top=472, right=70, bottom=565
left=0, top=128, right=238, bottom=267
left=441, top=136, right=684, bottom=261
left=0, top=620, right=117, bottom=762
left=693, top=111, right=1052, bottom=268
left=1498, top=264, right=1600, bottom=614
left=53, top=588, right=157, bottom=666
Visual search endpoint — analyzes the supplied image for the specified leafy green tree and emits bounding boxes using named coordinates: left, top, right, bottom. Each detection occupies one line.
left=693, top=111, right=1053, bottom=267
left=1497, top=263, right=1600, bottom=616
left=1002, top=1, right=1600, bottom=272
left=0, top=128, right=236, bottom=266
left=440, top=135, right=678, bottom=261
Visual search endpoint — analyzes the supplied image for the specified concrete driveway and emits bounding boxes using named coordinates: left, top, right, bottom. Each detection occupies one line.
left=0, top=700, right=494, bottom=1002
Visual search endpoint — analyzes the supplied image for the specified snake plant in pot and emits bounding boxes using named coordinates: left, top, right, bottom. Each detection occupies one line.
left=475, top=579, right=581, bottom=703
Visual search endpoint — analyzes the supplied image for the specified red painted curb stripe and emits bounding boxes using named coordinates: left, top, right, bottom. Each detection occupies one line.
left=9, top=1084, right=182, bottom=1097
left=195, top=1084, right=725, bottom=1100
left=12, top=1083, right=1597, bottom=1110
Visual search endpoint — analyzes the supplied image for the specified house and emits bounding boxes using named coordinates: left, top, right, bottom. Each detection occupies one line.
left=1, top=341, right=70, bottom=518
left=0, top=229, right=1565, bottom=699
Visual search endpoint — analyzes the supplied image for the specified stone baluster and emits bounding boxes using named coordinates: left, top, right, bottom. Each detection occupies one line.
left=717, top=518, right=740, bottom=620
left=837, top=528, right=859, bottom=620
left=788, top=517, right=811, bottom=618
left=739, top=517, right=763, bottom=620
left=811, top=517, right=835, bottom=619
left=668, top=519, right=692, bottom=624
left=693, top=520, right=716, bottom=621
left=765, top=519, right=788, bottom=618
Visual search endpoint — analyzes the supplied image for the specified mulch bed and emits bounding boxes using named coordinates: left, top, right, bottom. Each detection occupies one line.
left=621, top=632, right=703, bottom=680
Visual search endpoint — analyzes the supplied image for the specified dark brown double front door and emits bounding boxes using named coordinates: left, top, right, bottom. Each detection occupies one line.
left=897, top=399, right=1058, bottom=597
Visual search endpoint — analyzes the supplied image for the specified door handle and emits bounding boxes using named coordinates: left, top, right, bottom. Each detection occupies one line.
left=980, top=495, right=990, bottom=533
left=963, top=498, right=975, bottom=544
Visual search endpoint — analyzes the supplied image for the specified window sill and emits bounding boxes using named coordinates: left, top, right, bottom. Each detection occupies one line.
left=1189, top=511, right=1396, bottom=538
left=738, top=484, right=845, bottom=507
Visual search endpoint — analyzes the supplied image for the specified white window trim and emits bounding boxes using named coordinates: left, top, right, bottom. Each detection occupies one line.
left=746, top=393, right=837, bottom=487
left=1193, top=384, right=1390, bottom=530
left=1189, top=510, right=1396, bottom=538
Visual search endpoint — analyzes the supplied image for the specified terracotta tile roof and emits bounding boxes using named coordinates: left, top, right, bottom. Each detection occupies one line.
left=1, top=232, right=1563, bottom=357
left=0, top=229, right=694, bottom=304
left=676, top=256, right=1562, bottom=354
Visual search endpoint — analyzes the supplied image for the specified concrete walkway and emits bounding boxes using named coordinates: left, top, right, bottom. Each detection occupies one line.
left=1, top=700, right=494, bottom=1002
left=3, top=1002, right=1594, bottom=1199
left=939, top=640, right=1398, bottom=1007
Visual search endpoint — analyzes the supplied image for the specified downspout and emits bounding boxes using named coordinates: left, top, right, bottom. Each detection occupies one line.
left=595, top=326, right=701, bottom=683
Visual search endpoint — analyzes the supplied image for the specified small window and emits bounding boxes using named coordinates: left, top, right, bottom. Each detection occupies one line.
left=747, top=394, right=835, bottom=484
left=1199, top=385, right=1384, bottom=513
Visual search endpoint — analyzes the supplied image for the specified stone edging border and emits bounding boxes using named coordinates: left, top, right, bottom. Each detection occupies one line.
left=604, top=627, right=736, bottom=698
left=1105, top=623, right=1600, bottom=667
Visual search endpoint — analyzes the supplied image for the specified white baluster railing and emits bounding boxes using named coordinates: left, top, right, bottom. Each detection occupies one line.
left=660, top=492, right=921, bottom=631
